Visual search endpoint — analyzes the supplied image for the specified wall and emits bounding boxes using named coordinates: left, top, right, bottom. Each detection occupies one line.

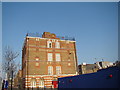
left=58, top=66, right=120, bottom=88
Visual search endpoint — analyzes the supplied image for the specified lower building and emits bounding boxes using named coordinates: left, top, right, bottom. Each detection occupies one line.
left=115, top=61, right=120, bottom=67
left=78, top=63, right=99, bottom=75
left=14, top=70, right=22, bottom=89
left=95, top=61, right=114, bottom=69
left=0, top=77, right=2, bottom=90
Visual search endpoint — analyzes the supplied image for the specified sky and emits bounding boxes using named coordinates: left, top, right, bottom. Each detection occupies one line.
left=0, top=3, right=1, bottom=50
left=2, top=2, right=118, bottom=66
left=1, top=0, right=120, bottom=2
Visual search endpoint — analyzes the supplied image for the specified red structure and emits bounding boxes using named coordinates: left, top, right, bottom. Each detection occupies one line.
left=52, top=81, right=58, bottom=88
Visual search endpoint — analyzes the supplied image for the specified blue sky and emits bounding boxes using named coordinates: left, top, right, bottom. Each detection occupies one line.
left=2, top=2, right=118, bottom=65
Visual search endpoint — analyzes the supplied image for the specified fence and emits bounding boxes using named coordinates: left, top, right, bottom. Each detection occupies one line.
left=58, top=66, right=120, bottom=88
left=7, top=88, right=57, bottom=90
left=26, top=32, right=75, bottom=41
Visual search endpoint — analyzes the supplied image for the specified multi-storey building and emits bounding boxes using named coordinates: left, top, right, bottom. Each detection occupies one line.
left=22, top=32, right=78, bottom=88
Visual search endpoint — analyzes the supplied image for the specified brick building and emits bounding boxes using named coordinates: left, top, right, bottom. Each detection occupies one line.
left=78, top=63, right=99, bottom=75
left=14, top=70, right=22, bottom=88
left=22, top=32, right=78, bottom=88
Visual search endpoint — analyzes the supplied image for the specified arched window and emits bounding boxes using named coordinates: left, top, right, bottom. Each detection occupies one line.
left=47, top=41, right=52, bottom=48
left=30, top=78, right=36, bottom=88
left=55, top=41, right=60, bottom=48
left=39, top=78, right=44, bottom=88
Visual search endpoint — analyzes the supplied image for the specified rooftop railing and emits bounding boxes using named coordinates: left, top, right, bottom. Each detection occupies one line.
left=26, top=32, right=75, bottom=41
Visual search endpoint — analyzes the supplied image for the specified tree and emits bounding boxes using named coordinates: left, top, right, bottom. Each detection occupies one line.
left=2, top=46, right=19, bottom=89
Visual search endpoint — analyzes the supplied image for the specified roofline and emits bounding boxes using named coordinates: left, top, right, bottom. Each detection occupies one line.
left=26, top=36, right=76, bottom=42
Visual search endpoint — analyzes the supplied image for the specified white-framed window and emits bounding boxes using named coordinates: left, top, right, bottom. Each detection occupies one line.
left=56, top=53, right=61, bottom=61
left=31, top=79, right=36, bottom=88
left=39, top=78, right=44, bottom=88
left=56, top=66, right=61, bottom=75
left=48, top=53, right=53, bottom=61
left=35, top=57, right=39, bottom=61
left=68, top=63, right=71, bottom=66
left=55, top=41, right=60, bottom=48
left=47, top=41, right=52, bottom=48
left=35, top=62, right=39, bottom=66
left=48, top=66, right=53, bottom=75
left=36, top=38, right=39, bottom=41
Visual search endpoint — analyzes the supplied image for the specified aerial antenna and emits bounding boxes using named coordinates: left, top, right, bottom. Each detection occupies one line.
left=26, top=30, right=29, bottom=37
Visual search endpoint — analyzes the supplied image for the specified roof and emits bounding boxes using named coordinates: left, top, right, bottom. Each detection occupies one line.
left=26, top=32, right=75, bottom=41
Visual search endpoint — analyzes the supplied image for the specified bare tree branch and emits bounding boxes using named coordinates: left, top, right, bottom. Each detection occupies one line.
left=3, top=46, right=19, bottom=80
left=4, top=46, right=19, bottom=62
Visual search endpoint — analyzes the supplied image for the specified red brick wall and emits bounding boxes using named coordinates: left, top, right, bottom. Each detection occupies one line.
left=22, top=32, right=78, bottom=88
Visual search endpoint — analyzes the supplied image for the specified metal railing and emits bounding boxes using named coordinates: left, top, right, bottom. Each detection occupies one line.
left=26, top=32, right=75, bottom=41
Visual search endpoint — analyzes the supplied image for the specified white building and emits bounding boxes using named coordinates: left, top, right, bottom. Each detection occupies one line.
left=95, top=61, right=114, bottom=69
